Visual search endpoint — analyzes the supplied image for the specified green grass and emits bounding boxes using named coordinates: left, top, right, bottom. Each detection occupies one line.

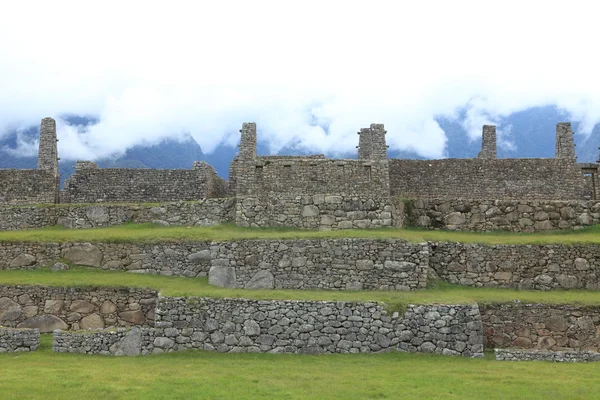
left=2, top=222, right=600, bottom=244
left=1, top=267, right=600, bottom=307
left=0, top=335, right=597, bottom=400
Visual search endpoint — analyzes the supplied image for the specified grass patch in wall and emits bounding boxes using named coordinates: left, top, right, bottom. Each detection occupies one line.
left=1, top=266, right=600, bottom=307
left=0, top=334, right=597, bottom=400
left=2, top=222, right=600, bottom=244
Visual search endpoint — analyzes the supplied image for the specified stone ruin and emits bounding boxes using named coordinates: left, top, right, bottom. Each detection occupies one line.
left=0, top=117, right=597, bottom=231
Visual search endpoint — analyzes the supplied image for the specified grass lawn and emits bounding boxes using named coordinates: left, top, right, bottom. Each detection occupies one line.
left=0, top=335, right=597, bottom=400
left=1, top=267, right=600, bottom=307
left=2, top=222, right=600, bottom=244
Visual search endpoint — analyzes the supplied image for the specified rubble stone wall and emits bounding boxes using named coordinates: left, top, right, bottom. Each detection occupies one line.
left=0, top=198, right=235, bottom=231
left=0, top=285, right=157, bottom=332
left=0, top=327, right=39, bottom=352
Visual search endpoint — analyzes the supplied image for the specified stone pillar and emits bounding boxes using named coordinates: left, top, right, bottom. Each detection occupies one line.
left=477, top=125, right=497, bottom=159
left=370, top=123, right=388, bottom=160
left=357, top=127, right=372, bottom=160
left=238, top=122, right=257, bottom=161
left=358, top=124, right=388, bottom=160
left=555, top=122, right=576, bottom=160
left=38, top=117, right=59, bottom=176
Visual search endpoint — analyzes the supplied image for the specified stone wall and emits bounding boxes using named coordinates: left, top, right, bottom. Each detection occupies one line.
left=481, top=303, right=600, bottom=351
left=429, top=243, right=600, bottom=290
left=495, top=348, right=600, bottom=362
left=62, top=161, right=227, bottom=203
left=208, top=239, right=428, bottom=291
left=52, top=300, right=483, bottom=357
left=0, top=198, right=235, bottom=231
left=0, top=327, right=40, bottom=352
left=53, top=327, right=143, bottom=355
left=0, top=285, right=157, bottom=332
left=389, top=158, right=584, bottom=201
left=0, top=170, right=59, bottom=205
left=147, top=298, right=484, bottom=356
left=236, top=194, right=396, bottom=229
left=0, top=242, right=215, bottom=277
left=404, top=198, right=599, bottom=232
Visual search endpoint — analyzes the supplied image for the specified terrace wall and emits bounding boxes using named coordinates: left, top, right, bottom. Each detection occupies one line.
left=0, top=198, right=235, bottom=231
left=0, top=285, right=157, bottom=332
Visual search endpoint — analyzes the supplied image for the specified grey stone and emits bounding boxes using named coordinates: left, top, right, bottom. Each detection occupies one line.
left=62, top=243, right=103, bottom=267
left=17, top=314, right=68, bottom=333
left=208, top=266, right=236, bottom=288
left=244, top=270, right=274, bottom=290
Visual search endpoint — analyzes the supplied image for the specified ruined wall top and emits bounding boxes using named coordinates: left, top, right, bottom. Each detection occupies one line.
left=358, top=123, right=388, bottom=160
left=37, top=117, right=59, bottom=177
left=238, top=122, right=257, bottom=161
left=556, top=122, right=576, bottom=160
left=477, top=125, right=497, bottom=159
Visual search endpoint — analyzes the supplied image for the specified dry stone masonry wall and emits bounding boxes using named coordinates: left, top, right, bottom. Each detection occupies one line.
left=429, top=243, right=600, bottom=290
left=0, top=198, right=235, bottom=231
left=0, top=285, right=157, bottom=332
left=63, top=161, right=227, bottom=203
left=480, top=303, right=600, bottom=351
left=404, top=198, right=600, bottom=232
left=208, top=239, right=428, bottom=291
left=0, top=327, right=40, bottom=352
left=3, top=240, right=600, bottom=291
left=389, top=158, right=584, bottom=201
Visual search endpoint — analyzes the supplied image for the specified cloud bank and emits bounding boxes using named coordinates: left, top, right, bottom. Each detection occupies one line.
left=1, top=0, right=599, bottom=161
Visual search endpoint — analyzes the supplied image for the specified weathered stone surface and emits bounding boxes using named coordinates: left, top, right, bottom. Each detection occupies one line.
left=17, top=314, right=68, bottom=332
left=119, top=310, right=146, bottom=325
left=80, top=313, right=104, bottom=330
left=70, top=300, right=95, bottom=314
left=62, top=243, right=103, bottom=267
left=244, top=271, right=274, bottom=290
left=100, top=301, right=117, bottom=314
left=208, top=266, right=236, bottom=288
left=0, top=298, right=22, bottom=321
left=9, top=254, right=36, bottom=268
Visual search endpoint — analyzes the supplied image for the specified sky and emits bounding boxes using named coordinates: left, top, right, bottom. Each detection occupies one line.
left=1, top=0, right=599, bottom=161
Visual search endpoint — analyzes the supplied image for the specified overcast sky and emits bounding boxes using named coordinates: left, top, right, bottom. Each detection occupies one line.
left=1, top=0, right=598, bottom=161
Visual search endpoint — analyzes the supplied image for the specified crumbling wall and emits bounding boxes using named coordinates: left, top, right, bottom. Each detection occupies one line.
left=63, top=161, right=227, bottom=203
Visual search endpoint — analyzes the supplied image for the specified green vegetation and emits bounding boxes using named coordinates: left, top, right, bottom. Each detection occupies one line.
left=0, top=335, right=596, bottom=400
left=1, top=267, right=600, bottom=307
left=2, top=222, right=600, bottom=244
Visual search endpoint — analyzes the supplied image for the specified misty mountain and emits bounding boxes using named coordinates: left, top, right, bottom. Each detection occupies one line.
left=1, top=106, right=599, bottom=186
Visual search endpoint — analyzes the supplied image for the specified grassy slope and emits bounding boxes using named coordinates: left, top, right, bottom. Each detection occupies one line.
left=0, top=336, right=597, bottom=400
left=1, top=267, right=600, bottom=306
left=1, top=222, right=600, bottom=244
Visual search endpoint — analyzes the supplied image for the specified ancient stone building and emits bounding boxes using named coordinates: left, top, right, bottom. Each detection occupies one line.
left=0, top=118, right=60, bottom=205
left=0, top=117, right=596, bottom=230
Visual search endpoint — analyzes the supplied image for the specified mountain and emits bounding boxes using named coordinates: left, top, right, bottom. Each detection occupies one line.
left=1, top=107, right=599, bottom=186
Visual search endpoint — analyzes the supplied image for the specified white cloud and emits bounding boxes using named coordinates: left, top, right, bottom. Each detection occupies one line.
left=0, top=0, right=599, bottom=161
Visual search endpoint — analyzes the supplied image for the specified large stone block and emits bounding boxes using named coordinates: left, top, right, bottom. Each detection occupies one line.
left=208, top=266, right=236, bottom=288
left=62, top=243, right=103, bottom=267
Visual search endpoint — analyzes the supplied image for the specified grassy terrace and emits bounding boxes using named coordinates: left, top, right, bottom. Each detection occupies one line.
left=0, top=335, right=597, bottom=400
left=1, top=266, right=600, bottom=306
left=2, top=222, right=600, bottom=244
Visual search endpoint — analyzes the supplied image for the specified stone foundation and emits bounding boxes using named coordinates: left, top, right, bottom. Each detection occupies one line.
left=0, top=198, right=235, bottom=231
left=236, top=195, right=395, bottom=230
left=404, top=198, right=599, bottom=232
left=0, top=327, right=40, bottom=352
